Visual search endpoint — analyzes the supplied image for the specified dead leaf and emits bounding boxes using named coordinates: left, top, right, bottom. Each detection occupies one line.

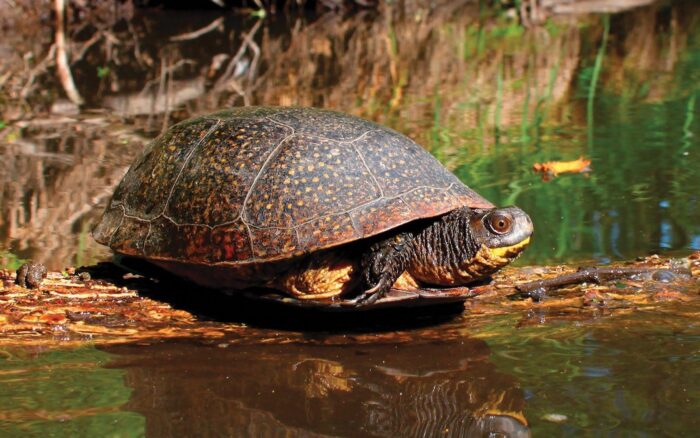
left=533, top=156, right=591, bottom=181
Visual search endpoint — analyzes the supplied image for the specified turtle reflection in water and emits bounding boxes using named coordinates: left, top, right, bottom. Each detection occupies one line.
left=94, top=107, right=533, bottom=309
left=107, top=338, right=530, bottom=436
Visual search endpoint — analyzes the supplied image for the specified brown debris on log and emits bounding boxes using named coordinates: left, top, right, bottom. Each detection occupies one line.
left=0, top=264, right=249, bottom=347
left=464, top=253, right=700, bottom=328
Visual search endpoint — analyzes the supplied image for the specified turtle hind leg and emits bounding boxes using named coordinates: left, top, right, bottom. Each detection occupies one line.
left=349, top=232, right=416, bottom=306
left=273, top=251, right=360, bottom=300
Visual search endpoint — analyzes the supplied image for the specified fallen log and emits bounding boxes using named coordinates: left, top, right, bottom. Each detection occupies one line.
left=0, top=252, right=698, bottom=347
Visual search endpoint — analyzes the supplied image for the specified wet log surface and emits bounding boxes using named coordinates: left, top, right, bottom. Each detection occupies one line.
left=1, top=252, right=699, bottom=347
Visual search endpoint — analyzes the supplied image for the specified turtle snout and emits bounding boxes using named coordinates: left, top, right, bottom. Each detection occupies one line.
left=521, top=209, right=534, bottom=236
left=502, top=206, right=533, bottom=232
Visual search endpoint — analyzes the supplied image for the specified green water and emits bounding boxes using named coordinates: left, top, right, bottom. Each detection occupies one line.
left=478, top=311, right=700, bottom=435
left=0, top=348, right=143, bottom=437
left=1, top=1, right=700, bottom=436
left=427, top=17, right=700, bottom=264
left=449, top=87, right=700, bottom=265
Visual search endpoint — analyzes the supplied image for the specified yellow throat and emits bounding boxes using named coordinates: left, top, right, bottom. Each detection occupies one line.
left=488, top=237, right=531, bottom=259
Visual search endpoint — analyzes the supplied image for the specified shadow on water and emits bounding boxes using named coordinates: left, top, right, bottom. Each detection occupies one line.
left=83, top=259, right=466, bottom=333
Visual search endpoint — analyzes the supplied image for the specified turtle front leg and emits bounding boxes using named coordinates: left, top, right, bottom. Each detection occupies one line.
left=348, top=232, right=416, bottom=306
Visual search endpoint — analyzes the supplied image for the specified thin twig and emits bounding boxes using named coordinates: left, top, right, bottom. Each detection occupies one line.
left=140, top=59, right=195, bottom=93
left=169, top=16, right=224, bottom=42
left=161, top=57, right=174, bottom=134
left=20, top=44, right=56, bottom=99
left=0, top=71, right=11, bottom=88
left=146, top=53, right=169, bottom=130
left=71, top=31, right=103, bottom=64
left=127, top=21, right=147, bottom=68
left=246, top=28, right=261, bottom=82
left=215, top=19, right=263, bottom=90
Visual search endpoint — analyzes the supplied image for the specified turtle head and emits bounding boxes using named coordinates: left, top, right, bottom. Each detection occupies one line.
left=469, top=206, right=533, bottom=259
left=405, top=205, right=533, bottom=288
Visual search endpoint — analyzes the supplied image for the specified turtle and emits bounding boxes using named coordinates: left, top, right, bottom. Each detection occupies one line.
left=93, top=107, right=533, bottom=309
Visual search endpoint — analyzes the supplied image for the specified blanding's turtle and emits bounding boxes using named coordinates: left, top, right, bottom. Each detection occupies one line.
left=93, top=107, right=533, bottom=309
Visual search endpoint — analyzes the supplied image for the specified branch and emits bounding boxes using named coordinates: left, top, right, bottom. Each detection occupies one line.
left=71, top=31, right=103, bottom=64
left=20, top=44, right=56, bottom=99
left=214, top=19, right=262, bottom=90
left=515, top=266, right=691, bottom=296
left=54, top=0, right=84, bottom=105
left=169, top=17, right=224, bottom=42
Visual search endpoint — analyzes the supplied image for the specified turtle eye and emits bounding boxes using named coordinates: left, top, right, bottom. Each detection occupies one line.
left=486, top=213, right=512, bottom=235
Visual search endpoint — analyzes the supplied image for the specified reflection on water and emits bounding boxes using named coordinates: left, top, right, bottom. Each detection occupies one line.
left=1, top=308, right=698, bottom=436
left=105, top=338, right=529, bottom=437
left=0, top=347, right=143, bottom=436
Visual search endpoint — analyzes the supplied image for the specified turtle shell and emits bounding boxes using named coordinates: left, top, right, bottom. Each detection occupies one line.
left=94, top=107, right=494, bottom=265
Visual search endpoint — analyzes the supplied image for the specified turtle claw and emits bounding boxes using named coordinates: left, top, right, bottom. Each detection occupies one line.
left=343, top=283, right=385, bottom=307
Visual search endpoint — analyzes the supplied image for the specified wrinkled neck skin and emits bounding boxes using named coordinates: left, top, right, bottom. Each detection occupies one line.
left=407, top=208, right=510, bottom=287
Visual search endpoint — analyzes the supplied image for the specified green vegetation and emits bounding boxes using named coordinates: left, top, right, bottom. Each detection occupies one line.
left=96, top=66, right=110, bottom=79
left=586, top=15, right=610, bottom=150
left=0, top=251, right=25, bottom=271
